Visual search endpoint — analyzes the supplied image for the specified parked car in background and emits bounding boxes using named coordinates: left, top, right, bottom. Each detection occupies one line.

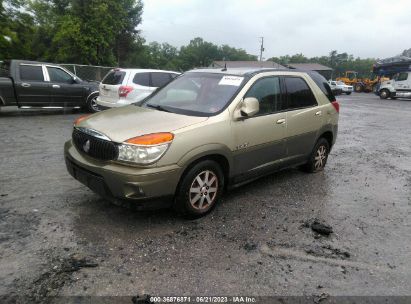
left=96, top=69, right=180, bottom=110
left=0, top=60, right=99, bottom=112
left=378, top=71, right=411, bottom=99
left=328, top=80, right=353, bottom=95
left=65, top=68, right=339, bottom=218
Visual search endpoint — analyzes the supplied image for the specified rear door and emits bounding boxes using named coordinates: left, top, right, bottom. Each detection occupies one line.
left=46, top=66, right=86, bottom=106
left=283, top=76, right=323, bottom=163
left=128, top=72, right=152, bottom=102
left=99, top=69, right=127, bottom=104
left=14, top=64, right=50, bottom=106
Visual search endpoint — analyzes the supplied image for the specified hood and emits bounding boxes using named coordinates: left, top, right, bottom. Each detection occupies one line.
left=78, top=105, right=208, bottom=143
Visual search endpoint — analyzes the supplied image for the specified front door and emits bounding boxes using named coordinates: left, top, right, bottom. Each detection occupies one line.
left=231, top=76, right=287, bottom=180
left=394, top=72, right=410, bottom=92
left=15, top=64, right=50, bottom=106
left=46, top=66, right=86, bottom=107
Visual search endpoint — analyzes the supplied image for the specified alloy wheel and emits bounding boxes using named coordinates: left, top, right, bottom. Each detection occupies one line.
left=314, top=145, right=327, bottom=170
left=189, top=170, right=218, bottom=210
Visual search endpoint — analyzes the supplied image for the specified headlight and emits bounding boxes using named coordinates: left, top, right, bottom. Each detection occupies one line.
left=117, top=132, right=174, bottom=164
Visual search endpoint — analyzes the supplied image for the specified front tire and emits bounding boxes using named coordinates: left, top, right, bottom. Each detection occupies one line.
left=86, top=93, right=100, bottom=113
left=174, top=160, right=224, bottom=218
left=301, top=138, right=330, bottom=173
left=379, top=89, right=390, bottom=99
left=345, top=92, right=351, bottom=95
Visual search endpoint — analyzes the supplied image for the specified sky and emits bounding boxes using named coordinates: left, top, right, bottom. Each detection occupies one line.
left=140, top=0, right=411, bottom=60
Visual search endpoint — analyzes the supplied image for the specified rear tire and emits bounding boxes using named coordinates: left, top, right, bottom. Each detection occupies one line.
left=379, top=89, right=390, bottom=99
left=345, top=92, right=351, bottom=95
left=86, top=93, right=100, bottom=113
left=174, top=160, right=224, bottom=219
left=300, top=138, right=330, bottom=173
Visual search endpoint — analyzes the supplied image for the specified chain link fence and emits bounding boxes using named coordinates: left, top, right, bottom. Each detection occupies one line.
left=60, top=64, right=116, bottom=82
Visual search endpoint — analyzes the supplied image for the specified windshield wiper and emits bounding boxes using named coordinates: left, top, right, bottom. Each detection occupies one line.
left=145, top=103, right=170, bottom=112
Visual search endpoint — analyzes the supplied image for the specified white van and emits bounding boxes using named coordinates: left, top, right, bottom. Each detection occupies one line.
left=379, top=71, right=411, bottom=99
left=96, top=69, right=180, bottom=110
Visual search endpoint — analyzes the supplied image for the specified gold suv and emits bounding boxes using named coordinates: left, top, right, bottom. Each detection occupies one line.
left=65, top=68, right=339, bottom=218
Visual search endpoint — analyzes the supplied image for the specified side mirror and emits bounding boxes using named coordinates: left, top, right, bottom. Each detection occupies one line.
left=240, top=97, right=259, bottom=118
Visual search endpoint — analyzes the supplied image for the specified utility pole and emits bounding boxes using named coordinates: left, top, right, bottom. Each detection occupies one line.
left=259, top=37, right=264, bottom=61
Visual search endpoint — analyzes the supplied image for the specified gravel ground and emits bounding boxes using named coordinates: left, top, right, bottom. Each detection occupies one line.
left=0, top=94, right=410, bottom=302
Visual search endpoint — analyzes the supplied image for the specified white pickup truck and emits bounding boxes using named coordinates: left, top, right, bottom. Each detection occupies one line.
left=378, top=71, right=411, bottom=99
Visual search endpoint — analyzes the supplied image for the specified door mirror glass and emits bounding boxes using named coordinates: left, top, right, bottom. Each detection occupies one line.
left=240, top=97, right=259, bottom=117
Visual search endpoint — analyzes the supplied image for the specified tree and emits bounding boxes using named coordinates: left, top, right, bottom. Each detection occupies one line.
left=179, top=37, right=220, bottom=70
left=27, top=0, right=143, bottom=65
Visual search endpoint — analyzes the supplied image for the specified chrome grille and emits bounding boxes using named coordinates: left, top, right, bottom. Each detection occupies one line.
left=72, top=128, right=118, bottom=161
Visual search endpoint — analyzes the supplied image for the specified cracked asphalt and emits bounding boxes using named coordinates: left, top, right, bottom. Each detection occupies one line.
left=0, top=93, right=410, bottom=302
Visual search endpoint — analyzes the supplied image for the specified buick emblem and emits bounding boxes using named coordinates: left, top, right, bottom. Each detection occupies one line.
left=83, top=140, right=90, bottom=153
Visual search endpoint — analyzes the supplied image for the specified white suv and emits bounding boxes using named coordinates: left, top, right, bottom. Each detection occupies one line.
left=96, top=69, right=180, bottom=110
left=328, top=80, right=353, bottom=95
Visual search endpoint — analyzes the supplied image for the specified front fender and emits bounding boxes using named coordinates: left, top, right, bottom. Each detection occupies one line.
left=176, top=143, right=234, bottom=175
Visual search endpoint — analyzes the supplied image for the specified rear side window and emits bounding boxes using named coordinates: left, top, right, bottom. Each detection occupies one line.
left=245, top=77, right=283, bottom=115
left=284, top=77, right=317, bottom=109
left=309, top=72, right=335, bottom=102
left=133, top=72, right=150, bottom=86
left=102, top=70, right=126, bottom=85
left=20, top=65, right=44, bottom=81
left=151, top=72, right=171, bottom=87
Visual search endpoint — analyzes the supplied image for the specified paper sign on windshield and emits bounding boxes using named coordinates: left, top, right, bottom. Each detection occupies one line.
left=218, top=76, right=244, bottom=86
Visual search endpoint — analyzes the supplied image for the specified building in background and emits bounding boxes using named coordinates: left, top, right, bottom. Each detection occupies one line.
left=285, top=63, right=333, bottom=80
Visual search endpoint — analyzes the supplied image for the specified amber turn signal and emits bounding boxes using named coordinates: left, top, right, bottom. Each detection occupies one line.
left=125, top=133, right=174, bottom=145
left=74, top=114, right=91, bottom=126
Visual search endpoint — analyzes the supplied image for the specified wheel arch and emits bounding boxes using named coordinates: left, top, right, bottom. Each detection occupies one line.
left=176, top=149, right=232, bottom=193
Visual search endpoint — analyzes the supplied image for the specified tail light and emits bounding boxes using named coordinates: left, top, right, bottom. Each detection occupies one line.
left=118, top=86, right=133, bottom=97
left=331, top=101, right=340, bottom=113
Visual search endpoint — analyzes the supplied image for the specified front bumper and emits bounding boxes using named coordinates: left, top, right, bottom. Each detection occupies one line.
left=64, top=140, right=183, bottom=208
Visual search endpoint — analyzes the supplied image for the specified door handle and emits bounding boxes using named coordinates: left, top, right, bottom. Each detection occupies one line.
left=315, top=111, right=322, bottom=116
left=52, top=84, right=60, bottom=89
left=276, top=118, right=286, bottom=124
left=21, top=83, right=31, bottom=88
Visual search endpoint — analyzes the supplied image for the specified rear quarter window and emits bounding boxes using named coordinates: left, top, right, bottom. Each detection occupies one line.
left=308, top=72, right=336, bottom=102
left=102, top=70, right=126, bottom=85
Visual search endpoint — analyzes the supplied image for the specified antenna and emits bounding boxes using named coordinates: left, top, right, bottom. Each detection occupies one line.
left=259, top=37, right=264, bottom=62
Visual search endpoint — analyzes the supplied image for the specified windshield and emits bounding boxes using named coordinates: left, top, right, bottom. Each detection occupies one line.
left=142, top=72, right=245, bottom=116
left=337, top=81, right=345, bottom=85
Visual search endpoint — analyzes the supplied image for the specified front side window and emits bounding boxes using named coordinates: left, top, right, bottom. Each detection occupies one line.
left=397, top=72, right=408, bottom=81
left=284, top=77, right=317, bottom=109
left=47, top=67, right=73, bottom=83
left=244, top=77, right=283, bottom=115
left=142, top=72, right=245, bottom=116
left=20, top=65, right=44, bottom=81
left=151, top=72, right=171, bottom=87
